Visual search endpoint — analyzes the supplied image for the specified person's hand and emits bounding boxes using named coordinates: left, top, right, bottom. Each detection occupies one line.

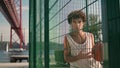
left=77, top=50, right=94, bottom=59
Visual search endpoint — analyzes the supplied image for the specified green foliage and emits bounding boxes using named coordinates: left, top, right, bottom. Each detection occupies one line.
left=84, top=14, right=101, bottom=41
left=54, top=50, right=66, bottom=65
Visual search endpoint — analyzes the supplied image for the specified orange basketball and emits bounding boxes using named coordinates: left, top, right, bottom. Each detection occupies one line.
left=92, top=42, right=103, bottom=62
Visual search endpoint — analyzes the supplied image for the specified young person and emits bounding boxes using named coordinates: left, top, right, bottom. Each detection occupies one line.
left=64, top=10, right=102, bottom=68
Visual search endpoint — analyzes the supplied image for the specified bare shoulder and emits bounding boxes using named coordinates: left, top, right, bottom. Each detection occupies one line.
left=86, top=32, right=94, bottom=37
left=64, top=34, right=69, bottom=45
left=90, top=33, right=94, bottom=38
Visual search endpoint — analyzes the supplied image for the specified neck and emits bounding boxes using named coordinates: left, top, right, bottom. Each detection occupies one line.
left=72, top=30, right=84, bottom=37
left=78, top=30, right=83, bottom=34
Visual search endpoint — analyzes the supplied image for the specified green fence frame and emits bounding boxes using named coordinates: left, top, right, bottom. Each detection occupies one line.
left=29, top=0, right=45, bottom=68
left=102, top=0, right=120, bottom=68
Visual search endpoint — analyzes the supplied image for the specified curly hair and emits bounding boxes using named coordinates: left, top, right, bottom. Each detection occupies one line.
left=67, top=10, right=86, bottom=24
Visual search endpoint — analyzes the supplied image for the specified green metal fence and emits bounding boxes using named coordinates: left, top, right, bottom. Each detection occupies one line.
left=101, top=0, right=120, bottom=68
left=29, top=0, right=105, bottom=68
left=29, top=0, right=120, bottom=68
left=29, top=0, right=44, bottom=68
left=49, top=0, right=102, bottom=68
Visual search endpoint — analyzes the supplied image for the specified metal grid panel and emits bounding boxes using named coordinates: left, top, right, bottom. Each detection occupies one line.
left=29, top=0, right=44, bottom=68
left=29, top=0, right=104, bottom=68
left=49, top=0, right=103, bottom=68
left=29, top=0, right=120, bottom=68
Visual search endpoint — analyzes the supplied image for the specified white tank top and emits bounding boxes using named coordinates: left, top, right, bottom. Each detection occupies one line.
left=66, top=32, right=102, bottom=68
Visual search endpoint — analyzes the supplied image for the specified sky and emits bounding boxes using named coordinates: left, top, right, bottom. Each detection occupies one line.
left=0, top=0, right=29, bottom=43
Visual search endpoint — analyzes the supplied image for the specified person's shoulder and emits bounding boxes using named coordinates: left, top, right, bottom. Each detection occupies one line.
left=85, top=32, right=91, bottom=34
left=64, top=33, right=70, bottom=38
left=85, top=32, right=94, bottom=37
left=65, top=33, right=71, bottom=37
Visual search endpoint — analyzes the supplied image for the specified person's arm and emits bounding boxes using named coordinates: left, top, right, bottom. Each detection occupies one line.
left=64, top=36, right=92, bottom=62
left=90, top=33, right=95, bottom=47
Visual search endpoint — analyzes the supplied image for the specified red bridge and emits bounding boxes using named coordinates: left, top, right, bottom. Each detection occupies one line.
left=0, top=0, right=25, bottom=48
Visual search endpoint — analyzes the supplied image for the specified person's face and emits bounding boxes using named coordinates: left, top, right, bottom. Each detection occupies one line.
left=71, top=18, right=84, bottom=31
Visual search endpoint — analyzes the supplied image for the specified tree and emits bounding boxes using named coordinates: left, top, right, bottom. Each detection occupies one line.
left=84, top=14, right=102, bottom=42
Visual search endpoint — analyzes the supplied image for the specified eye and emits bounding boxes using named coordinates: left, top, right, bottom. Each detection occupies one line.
left=78, top=21, right=81, bottom=23
left=72, top=21, right=76, bottom=23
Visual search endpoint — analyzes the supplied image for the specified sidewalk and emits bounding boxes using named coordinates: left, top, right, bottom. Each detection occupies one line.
left=0, top=62, right=28, bottom=68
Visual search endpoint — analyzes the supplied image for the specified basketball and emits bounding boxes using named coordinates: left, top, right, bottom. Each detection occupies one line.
left=92, top=42, right=103, bottom=62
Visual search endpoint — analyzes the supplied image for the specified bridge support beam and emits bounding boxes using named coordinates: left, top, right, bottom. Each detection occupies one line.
left=10, top=27, right=12, bottom=48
